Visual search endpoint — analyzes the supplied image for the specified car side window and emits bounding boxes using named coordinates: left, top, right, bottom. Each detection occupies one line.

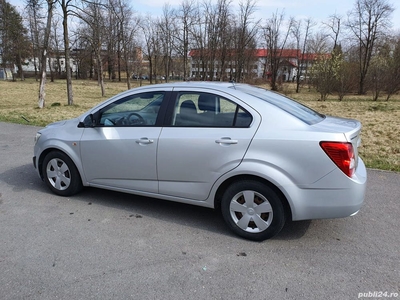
left=172, top=92, right=252, bottom=127
left=98, top=92, right=164, bottom=126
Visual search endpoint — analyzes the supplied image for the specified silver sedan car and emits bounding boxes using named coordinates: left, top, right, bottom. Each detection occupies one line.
left=33, top=82, right=367, bottom=241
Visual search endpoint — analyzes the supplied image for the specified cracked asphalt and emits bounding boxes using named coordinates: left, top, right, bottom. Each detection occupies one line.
left=0, top=122, right=399, bottom=299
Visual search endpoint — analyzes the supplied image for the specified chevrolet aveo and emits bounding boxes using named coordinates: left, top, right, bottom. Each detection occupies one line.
left=33, top=82, right=367, bottom=241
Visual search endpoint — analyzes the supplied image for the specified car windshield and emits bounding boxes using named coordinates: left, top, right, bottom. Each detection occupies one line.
left=232, top=85, right=325, bottom=125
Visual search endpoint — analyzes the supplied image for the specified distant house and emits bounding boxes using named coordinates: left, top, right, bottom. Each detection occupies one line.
left=188, top=48, right=312, bottom=82
left=0, top=57, right=14, bottom=80
left=19, top=47, right=146, bottom=79
left=0, top=68, right=13, bottom=80
left=21, top=56, right=77, bottom=74
left=254, top=49, right=301, bottom=81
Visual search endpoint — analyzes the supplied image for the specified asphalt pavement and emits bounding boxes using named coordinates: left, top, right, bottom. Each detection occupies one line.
left=0, top=122, right=399, bottom=299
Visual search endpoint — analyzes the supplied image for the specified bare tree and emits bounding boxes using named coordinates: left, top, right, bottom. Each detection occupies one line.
left=38, top=0, right=55, bottom=108
left=50, top=16, right=62, bottom=79
left=123, top=10, right=140, bottom=88
left=59, top=0, right=74, bottom=105
left=262, top=11, right=293, bottom=90
left=76, top=0, right=107, bottom=95
left=368, top=51, right=387, bottom=100
left=25, top=0, right=44, bottom=80
left=105, top=0, right=118, bottom=81
left=232, top=0, right=259, bottom=82
left=176, top=0, right=197, bottom=80
left=188, top=0, right=234, bottom=82
left=190, top=1, right=235, bottom=81
left=158, top=4, right=176, bottom=82
left=347, top=0, right=394, bottom=95
left=190, top=3, right=207, bottom=80
left=322, top=14, right=355, bottom=100
left=292, top=18, right=314, bottom=93
left=201, top=0, right=232, bottom=81
left=215, top=0, right=233, bottom=81
left=325, top=14, right=342, bottom=50
left=110, top=0, right=140, bottom=89
left=330, top=46, right=357, bottom=101
left=307, top=32, right=330, bottom=54
left=71, top=35, right=93, bottom=79
left=367, top=35, right=400, bottom=100
left=384, top=35, right=400, bottom=100
left=151, top=22, right=164, bottom=83
left=140, top=14, right=162, bottom=84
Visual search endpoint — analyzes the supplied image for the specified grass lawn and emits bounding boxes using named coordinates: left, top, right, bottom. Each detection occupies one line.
left=1, top=78, right=399, bottom=172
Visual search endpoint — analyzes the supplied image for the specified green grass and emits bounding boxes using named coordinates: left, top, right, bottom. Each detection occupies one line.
left=1, top=78, right=399, bottom=172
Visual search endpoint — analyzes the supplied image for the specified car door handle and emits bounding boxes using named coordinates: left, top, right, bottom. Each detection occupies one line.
left=135, top=138, right=154, bottom=145
left=215, top=137, right=238, bottom=145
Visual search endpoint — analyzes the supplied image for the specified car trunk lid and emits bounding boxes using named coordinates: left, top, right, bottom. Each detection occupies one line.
left=313, top=116, right=362, bottom=169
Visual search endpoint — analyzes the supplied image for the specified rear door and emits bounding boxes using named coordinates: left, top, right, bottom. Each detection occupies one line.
left=157, top=89, right=260, bottom=201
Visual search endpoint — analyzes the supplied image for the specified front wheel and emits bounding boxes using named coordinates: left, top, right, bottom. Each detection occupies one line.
left=42, top=151, right=83, bottom=196
left=221, top=180, right=286, bottom=241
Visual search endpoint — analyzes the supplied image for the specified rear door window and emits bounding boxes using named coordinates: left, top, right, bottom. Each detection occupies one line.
left=172, top=92, right=252, bottom=127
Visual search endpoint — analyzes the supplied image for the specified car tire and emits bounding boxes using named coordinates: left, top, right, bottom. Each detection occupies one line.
left=221, top=180, right=286, bottom=241
left=42, top=151, right=83, bottom=196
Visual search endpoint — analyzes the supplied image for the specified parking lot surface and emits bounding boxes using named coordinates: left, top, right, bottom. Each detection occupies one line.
left=0, top=122, right=399, bottom=299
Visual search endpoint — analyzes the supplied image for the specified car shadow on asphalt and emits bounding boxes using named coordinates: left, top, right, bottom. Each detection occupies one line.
left=275, top=219, right=312, bottom=240
left=0, top=163, right=49, bottom=193
left=2, top=163, right=312, bottom=241
left=78, top=187, right=312, bottom=241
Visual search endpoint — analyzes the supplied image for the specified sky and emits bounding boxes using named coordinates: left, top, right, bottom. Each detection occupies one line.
left=131, top=0, right=400, bottom=31
left=11, top=0, right=400, bottom=32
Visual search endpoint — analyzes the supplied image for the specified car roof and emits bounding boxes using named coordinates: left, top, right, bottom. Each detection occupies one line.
left=130, top=81, right=265, bottom=99
left=135, top=81, right=237, bottom=90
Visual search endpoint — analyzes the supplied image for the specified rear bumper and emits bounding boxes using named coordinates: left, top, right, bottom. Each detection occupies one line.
left=289, top=158, right=367, bottom=221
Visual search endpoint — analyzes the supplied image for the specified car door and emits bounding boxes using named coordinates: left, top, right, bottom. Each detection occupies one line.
left=157, top=90, right=259, bottom=201
left=79, top=91, right=168, bottom=193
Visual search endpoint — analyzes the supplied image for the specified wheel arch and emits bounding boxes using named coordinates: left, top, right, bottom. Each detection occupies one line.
left=38, top=146, right=85, bottom=185
left=214, top=174, right=293, bottom=221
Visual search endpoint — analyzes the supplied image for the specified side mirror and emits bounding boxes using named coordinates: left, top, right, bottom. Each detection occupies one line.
left=78, top=114, right=96, bottom=128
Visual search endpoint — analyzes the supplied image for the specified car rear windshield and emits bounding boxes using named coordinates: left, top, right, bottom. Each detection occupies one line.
left=232, top=85, right=325, bottom=125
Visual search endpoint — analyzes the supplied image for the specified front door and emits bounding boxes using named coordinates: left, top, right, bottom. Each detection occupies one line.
left=80, top=91, right=166, bottom=193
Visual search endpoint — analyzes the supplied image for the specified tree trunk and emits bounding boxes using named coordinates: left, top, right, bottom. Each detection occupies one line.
left=16, top=49, right=24, bottom=81
left=49, top=57, right=54, bottom=82
left=62, top=0, right=74, bottom=105
left=126, top=70, right=131, bottom=90
left=358, top=75, right=365, bottom=95
left=38, top=50, right=48, bottom=108
left=96, top=51, right=105, bottom=97
left=38, top=1, right=54, bottom=109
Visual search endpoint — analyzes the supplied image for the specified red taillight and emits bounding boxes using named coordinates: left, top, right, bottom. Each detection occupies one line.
left=320, top=142, right=355, bottom=177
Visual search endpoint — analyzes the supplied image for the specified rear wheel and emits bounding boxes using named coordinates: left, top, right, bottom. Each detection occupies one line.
left=42, top=151, right=83, bottom=196
left=221, top=180, right=286, bottom=241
